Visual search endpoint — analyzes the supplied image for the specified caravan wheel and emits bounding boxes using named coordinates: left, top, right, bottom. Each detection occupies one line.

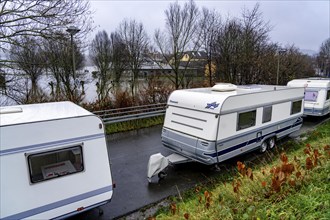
left=259, top=141, right=268, bottom=153
left=158, top=171, right=167, bottom=179
left=268, top=137, right=276, bottom=149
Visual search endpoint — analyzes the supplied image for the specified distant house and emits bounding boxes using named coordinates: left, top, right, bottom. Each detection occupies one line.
left=139, top=62, right=174, bottom=77
left=181, top=51, right=208, bottom=77
left=136, top=50, right=209, bottom=78
left=172, top=51, right=208, bottom=77
left=180, top=51, right=207, bottom=62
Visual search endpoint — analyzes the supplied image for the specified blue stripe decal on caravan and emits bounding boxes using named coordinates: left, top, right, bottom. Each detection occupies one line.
left=0, top=133, right=105, bottom=156
left=304, top=107, right=330, bottom=116
left=2, top=185, right=113, bottom=220
left=205, top=119, right=303, bottom=158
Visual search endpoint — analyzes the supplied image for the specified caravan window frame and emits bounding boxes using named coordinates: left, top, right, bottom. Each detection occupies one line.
left=262, top=106, right=272, bottom=123
left=237, top=109, right=256, bottom=131
left=304, top=90, right=318, bottom=102
left=291, top=100, right=302, bottom=115
left=26, top=145, right=84, bottom=184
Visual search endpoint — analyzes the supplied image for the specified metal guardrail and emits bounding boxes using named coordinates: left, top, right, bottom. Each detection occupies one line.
left=93, top=103, right=167, bottom=124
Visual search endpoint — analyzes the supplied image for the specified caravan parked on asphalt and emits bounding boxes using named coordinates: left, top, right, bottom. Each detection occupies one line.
left=0, top=101, right=114, bottom=219
left=148, top=84, right=304, bottom=180
left=287, top=78, right=330, bottom=116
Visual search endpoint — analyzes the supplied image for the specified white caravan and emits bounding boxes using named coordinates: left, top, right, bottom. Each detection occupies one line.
left=0, top=102, right=114, bottom=219
left=148, top=84, right=304, bottom=180
left=287, top=78, right=330, bottom=116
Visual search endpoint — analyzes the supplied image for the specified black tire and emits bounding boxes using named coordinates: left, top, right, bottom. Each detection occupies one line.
left=98, top=208, right=104, bottom=216
left=259, top=141, right=268, bottom=153
left=268, top=137, right=276, bottom=150
left=158, top=171, right=167, bottom=179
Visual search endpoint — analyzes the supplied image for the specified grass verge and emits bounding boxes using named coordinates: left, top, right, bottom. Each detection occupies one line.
left=152, top=120, right=330, bottom=220
left=105, top=116, right=164, bottom=134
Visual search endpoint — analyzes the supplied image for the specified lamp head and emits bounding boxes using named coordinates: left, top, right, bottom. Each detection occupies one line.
left=66, top=26, right=80, bottom=35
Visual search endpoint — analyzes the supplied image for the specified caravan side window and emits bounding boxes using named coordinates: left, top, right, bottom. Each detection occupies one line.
left=291, top=100, right=302, bottom=115
left=262, top=106, right=272, bottom=123
left=327, top=90, right=330, bottom=100
left=237, top=110, right=256, bottom=131
left=27, top=146, right=84, bottom=184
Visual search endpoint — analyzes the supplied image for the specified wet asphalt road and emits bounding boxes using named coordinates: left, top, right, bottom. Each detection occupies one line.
left=70, top=125, right=218, bottom=220
left=70, top=115, right=329, bottom=220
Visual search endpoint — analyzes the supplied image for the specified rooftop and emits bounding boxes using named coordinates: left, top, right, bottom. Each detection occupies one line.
left=0, top=101, right=92, bottom=126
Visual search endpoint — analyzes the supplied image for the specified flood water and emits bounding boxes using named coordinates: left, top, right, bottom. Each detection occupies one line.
left=0, top=66, right=145, bottom=106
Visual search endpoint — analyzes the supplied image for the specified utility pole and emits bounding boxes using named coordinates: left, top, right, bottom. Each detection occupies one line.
left=276, top=48, right=287, bottom=85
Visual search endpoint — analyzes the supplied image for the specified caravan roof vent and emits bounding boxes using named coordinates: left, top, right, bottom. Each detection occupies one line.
left=0, top=107, right=23, bottom=114
left=237, top=85, right=262, bottom=91
left=212, top=83, right=237, bottom=92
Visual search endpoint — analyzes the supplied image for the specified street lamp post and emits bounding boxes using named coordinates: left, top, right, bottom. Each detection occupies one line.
left=325, top=56, right=330, bottom=77
left=66, top=26, right=80, bottom=81
left=276, top=48, right=287, bottom=85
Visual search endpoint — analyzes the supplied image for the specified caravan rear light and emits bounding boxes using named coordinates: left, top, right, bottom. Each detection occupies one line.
left=77, top=207, right=85, bottom=212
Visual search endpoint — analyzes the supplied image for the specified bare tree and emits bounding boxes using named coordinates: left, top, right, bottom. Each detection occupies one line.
left=254, top=43, right=277, bottom=84
left=199, top=8, right=221, bottom=86
left=239, top=3, right=271, bottom=84
left=0, top=0, right=92, bottom=57
left=213, top=4, right=272, bottom=85
left=90, top=30, right=113, bottom=101
left=10, top=36, right=46, bottom=102
left=110, top=32, right=128, bottom=89
left=0, top=67, right=23, bottom=105
left=0, top=69, right=11, bottom=105
left=254, top=43, right=315, bottom=85
left=43, top=35, right=85, bottom=103
left=317, top=38, right=330, bottom=77
left=154, top=0, right=201, bottom=89
left=0, top=0, right=91, bottom=104
left=214, top=18, right=242, bottom=83
left=0, top=69, right=5, bottom=94
left=279, top=45, right=315, bottom=84
left=43, top=38, right=65, bottom=100
left=118, top=19, right=149, bottom=100
left=89, top=30, right=127, bottom=102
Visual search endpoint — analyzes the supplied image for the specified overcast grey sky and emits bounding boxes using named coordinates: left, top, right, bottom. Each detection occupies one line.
left=89, top=0, right=330, bottom=53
